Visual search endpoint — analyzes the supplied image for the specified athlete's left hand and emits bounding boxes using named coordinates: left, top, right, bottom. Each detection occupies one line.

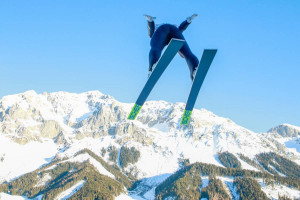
left=187, top=14, right=198, bottom=23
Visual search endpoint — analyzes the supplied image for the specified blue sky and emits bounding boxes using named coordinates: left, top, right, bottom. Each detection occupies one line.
left=0, top=1, right=299, bottom=132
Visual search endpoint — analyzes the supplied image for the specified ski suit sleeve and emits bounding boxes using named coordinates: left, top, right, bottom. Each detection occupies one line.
left=148, top=21, right=155, bottom=38
left=178, top=20, right=191, bottom=33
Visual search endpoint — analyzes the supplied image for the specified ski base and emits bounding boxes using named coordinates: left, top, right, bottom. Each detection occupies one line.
left=180, top=109, right=192, bottom=125
left=128, top=103, right=142, bottom=120
left=180, top=49, right=217, bottom=125
left=128, top=38, right=185, bottom=120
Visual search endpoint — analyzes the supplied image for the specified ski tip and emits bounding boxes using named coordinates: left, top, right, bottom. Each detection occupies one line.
left=180, top=110, right=192, bottom=125
left=204, top=49, right=217, bottom=51
left=127, top=104, right=142, bottom=120
left=204, top=49, right=218, bottom=54
left=170, top=38, right=185, bottom=43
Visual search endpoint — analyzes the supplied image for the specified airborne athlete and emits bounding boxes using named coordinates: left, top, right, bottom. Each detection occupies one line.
left=128, top=14, right=217, bottom=124
left=144, top=14, right=199, bottom=80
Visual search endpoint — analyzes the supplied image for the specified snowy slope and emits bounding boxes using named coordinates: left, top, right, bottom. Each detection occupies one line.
left=0, top=90, right=300, bottom=199
left=0, top=193, right=43, bottom=200
left=0, top=135, right=58, bottom=183
left=1, top=90, right=300, bottom=178
left=54, top=180, right=86, bottom=200
left=257, top=178, right=300, bottom=199
left=263, top=124, right=300, bottom=157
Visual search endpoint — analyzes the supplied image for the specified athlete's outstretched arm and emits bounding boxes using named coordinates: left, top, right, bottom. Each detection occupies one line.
left=178, top=20, right=190, bottom=33
left=148, top=21, right=155, bottom=38
left=178, top=14, right=198, bottom=33
left=144, top=14, right=156, bottom=38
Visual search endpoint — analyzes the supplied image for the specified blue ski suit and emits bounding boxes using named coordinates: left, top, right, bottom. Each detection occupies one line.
left=148, top=20, right=199, bottom=80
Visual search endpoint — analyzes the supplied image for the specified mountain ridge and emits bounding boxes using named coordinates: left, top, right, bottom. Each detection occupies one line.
left=0, top=90, right=300, bottom=199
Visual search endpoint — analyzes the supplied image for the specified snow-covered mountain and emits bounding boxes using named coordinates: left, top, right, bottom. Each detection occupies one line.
left=268, top=124, right=300, bottom=137
left=0, top=90, right=299, bottom=199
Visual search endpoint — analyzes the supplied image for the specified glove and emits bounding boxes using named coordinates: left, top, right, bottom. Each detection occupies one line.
left=187, top=14, right=198, bottom=23
left=144, top=14, right=156, bottom=22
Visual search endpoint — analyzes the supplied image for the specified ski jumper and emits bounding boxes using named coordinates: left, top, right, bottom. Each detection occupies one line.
left=147, top=20, right=199, bottom=80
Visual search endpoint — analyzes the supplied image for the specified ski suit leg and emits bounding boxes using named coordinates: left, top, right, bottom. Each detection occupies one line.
left=148, top=21, right=155, bottom=38
left=179, top=43, right=199, bottom=79
left=149, top=25, right=170, bottom=71
left=170, top=26, right=199, bottom=80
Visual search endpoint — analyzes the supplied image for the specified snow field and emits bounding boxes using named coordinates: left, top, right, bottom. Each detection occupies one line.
left=257, top=178, right=300, bottom=200
left=0, top=136, right=58, bottom=183
left=1, top=90, right=300, bottom=199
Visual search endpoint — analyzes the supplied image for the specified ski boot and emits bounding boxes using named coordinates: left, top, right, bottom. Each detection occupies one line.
left=191, top=66, right=198, bottom=81
left=148, top=62, right=158, bottom=78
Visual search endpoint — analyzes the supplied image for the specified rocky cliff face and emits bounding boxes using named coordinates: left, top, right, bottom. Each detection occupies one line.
left=268, top=124, right=300, bottom=137
left=0, top=90, right=300, bottom=199
left=0, top=90, right=299, bottom=173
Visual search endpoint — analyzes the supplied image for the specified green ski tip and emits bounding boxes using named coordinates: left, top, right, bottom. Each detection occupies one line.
left=181, top=110, right=192, bottom=125
left=128, top=104, right=142, bottom=120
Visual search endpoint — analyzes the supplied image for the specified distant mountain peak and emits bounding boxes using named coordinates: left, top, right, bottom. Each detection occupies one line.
left=1, top=90, right=300, bottom=199
left=268, top=124, right=300, bottom=137
left=0, top=90, right=298, bottom=159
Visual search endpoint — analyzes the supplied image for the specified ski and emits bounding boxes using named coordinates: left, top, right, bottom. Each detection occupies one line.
left=181, top=49, right=217, bottom=125
left=128, top=38, right=185, bottom=120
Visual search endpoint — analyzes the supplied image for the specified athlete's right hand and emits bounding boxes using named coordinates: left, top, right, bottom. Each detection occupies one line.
left=144, top=14, right=156, bottom=22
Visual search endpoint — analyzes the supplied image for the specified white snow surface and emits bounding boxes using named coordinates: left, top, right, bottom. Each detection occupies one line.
left=115, top=194, right=136, bottom=200
left=129, top=173, right=171, bottom=200
left=0, top=90, right=300, bottom=198
left=217, top=176, right=239, bottom=200
left=54, top=180, right=86, bottom=200
left=0, top=193, right=42, bottom=200
left=284, top=137, right=300, bottom=152
left=257, top=178, right=300, bottom=199
left=237, top=156, right=260, bottom=171
left=0, top=136, right=57, bottom=183
left=200, top=176, right=209, bottom=192
left=35, top=173, right=52, bottom=187
left=200, top=176, right=300, bottom=200
left=282, top=123, right=300, bottom=132
left=0, top=193, right=27, bottom=200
